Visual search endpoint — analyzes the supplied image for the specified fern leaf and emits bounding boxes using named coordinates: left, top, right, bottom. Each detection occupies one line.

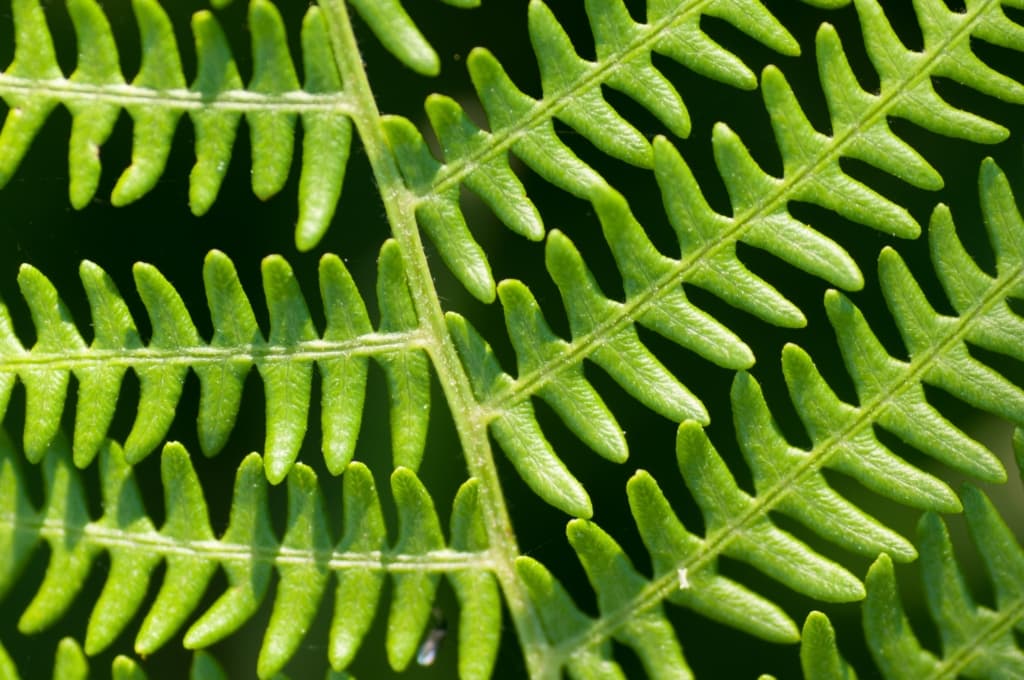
left=446, top=311, right=593, bottom=518
left=515, top=555, right=635, bottom=680
left=110, top=0, right=188, bottom=207
left=387, top=0, right=1024, bottom=306
left=448, top=479, right=502, bottom=680
left=0, top=636, right=238, bottom=680
left=445, top=157, right=1024, bottom=516
left=514, top=421, right=869, bottom=677
left=0, top=0, right=63, bottom=190
left=3, top=0, right=1024, bottom=676
left=0, top=0, right=353, bottom=249
left=512, top=410, right=937, bottom=676
left=0, top=243, right=429, bottom=483
left=416, top=0, right=1024, bottom=509
left=518, top=528, right=691, bottom=680
left=518, top=157, right=1024, bottom=671
left=256, top=458, right=331, bottom=677
left=647, top=422, right=868, bottom=602
left=384, top=0, right=801, bottom=299
left=863, top=483, right=1024, bottom=678
left=0, top=434, right=497, bottom=678
left=827, top=158, right=1024, bottom=478
left=779, top=497, right=1024, bottom=680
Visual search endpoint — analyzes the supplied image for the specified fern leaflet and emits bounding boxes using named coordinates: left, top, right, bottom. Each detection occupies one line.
left=510, top=158, right=1024, bottom=676
left=0, top=0, right=353, bottom=249
left=768, top=474, right=1024, bottom=679
left=0, top=433, right=498, bottom=678
left=387, top=0, right=1024, bottom=303
left=0, top=637, right=241, bottom=680
left=0, top=240, right=432, bottom=482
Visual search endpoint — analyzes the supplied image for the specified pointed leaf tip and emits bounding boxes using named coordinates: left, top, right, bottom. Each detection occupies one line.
left=347, top=0, right=440, bottom=75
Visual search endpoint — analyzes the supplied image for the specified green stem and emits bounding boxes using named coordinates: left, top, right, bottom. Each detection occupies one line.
left=316, top=2, right=553, bottom=676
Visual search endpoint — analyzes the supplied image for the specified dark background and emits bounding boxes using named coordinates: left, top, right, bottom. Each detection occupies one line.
left=0, top=0, right=1023, bottom=677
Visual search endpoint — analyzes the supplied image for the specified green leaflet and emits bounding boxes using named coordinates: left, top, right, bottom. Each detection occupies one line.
left=798, top=613, right=858, bottom=680
left=446, top=159, right=1024, bottom=522
left=0, top=434, right=497, bottom=678
left=215, top=0, right=480, bottom=75
left=772, top=474, right=1024, bottom=679
left=0, top=242, right=430, bottom=482
left=0, top=0, right=354, bottom=249
left=447, top=311, right=593, bottom=518
left=0, top=638, right=215, bottom=680
left=385, top=0, right=1024, bottom=304
left=511, top=157, right=1024, bottom=671
left=865, top=485, right=1024, bottom=678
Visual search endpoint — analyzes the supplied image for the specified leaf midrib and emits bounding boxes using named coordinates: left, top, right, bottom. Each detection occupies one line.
left=930, top=596, right=1024, bottom=679
left=0, top=330, right=424, bottom=370
left=0, top=74, right=355, bottom=113
left=2, top=513, right=492, bottom=571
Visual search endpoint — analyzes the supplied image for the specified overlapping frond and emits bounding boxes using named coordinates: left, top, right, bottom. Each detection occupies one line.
left=513, top=422, right=864, bottom=680
left=385, top=0, right=1024, bottom=302
left=772, top=480, right=1024, bottom=679
left=2, top=0, right=1023, bottom=676
left=0, top=637, right=237, bottom=680
left=502, top=157, right=1024, bottom=673
left=864, top=484, right=1024, bottom=679
left=0, top=434, right=499, bottom=679
left=0, top=0, right=352, bottom=250
left=820, top=158, right=1024, bottom=472
left=0, top=240, right=430, bottom=483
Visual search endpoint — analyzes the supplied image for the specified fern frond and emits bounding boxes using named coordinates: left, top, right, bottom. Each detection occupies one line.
left=794, top=481, right=1024, bottom=679
left=513, top=409, right=957, bottom=677
left=0, top=0, right=352, bottom=250
left=863, top=482, right=1024, bottom=678
left=516, top=424, right=866, bottom=678
left=385, top=0, right=1024, bottom=302
left=820, top=163, right=1024, bottom=472
left=382, top=0, right=802, bottom=300
left=0, top=434, right=498, bottom=679
left=445, top=157, right=1024, bottom=517
left=0, top=637, right=237, bottom=680
left=0, top=241, right=430, bottom=483
left=505, top=157, right=1024, bottom=672
left=516, top=534, right=692, bottom=680
left=404, top=0, right=1024, bottom=511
